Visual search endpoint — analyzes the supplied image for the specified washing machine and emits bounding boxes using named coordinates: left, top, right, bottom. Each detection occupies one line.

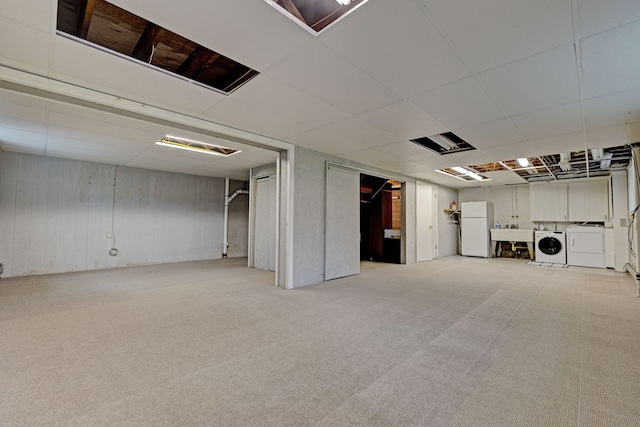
left=535, top=231, right=566, bottom=264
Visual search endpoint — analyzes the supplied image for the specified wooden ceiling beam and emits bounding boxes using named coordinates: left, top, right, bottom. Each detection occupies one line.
left=177, top=46, right=220, bottom=79
left=277, top=0, right=307, bottom=25
left=131, top=23, right=166, bottom=63
left=77, top=0, right=97, bottom=38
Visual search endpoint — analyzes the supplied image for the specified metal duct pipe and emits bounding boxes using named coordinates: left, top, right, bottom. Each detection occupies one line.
left=629, top=143, right=640, bottom=296
left=222, top=178, right=250, bottom=258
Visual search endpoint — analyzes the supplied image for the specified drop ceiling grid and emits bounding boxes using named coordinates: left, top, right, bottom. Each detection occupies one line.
left=419, top=0, right=575, bottom=73
left=477, top=141, right=538, bottom=162
left=509, top=103, right=583, bottom=141
left=583, top=89, right=640, bottom=130
left=229, top=75, right=351, bottom=129
left=0, top=16, right=51, bottom=74
left=317, top=0, right=470, bottom=99
left=374, top=140, right=443, bottom=162
left=111, top=0, right=311, bottom=71
left=289, top=117, right=402, bottom=156
left=262, top=41, right=401, bottom=116
left=477, top=43, right=581, bottom=117
left=356, top=101, right=448, bottom=141
left=409, top=76, right=505, bottom=130
left=454, top=118, right=524, bottom=149
left=580, top=20, right=640, bottom=99
left=576, top=0, right=640, bottom=38
left=200, top=97, right=312, bottom=140
left=49, top=37, right=227, bottom=118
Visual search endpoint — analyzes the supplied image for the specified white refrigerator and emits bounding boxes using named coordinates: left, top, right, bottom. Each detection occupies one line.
left=461, top=201, right=494, bottom=258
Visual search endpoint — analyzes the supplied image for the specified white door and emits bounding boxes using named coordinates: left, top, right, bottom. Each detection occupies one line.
left=416, top=182, right=436, bottom=261
left=254, top=175, right=276, bottom=271
left=325, top=164, right=360, bottom=280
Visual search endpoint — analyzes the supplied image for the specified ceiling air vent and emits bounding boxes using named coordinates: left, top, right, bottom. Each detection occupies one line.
left=410, top=132, right=476, bottom=155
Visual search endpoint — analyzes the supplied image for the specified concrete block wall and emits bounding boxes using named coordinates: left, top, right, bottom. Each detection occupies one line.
left=0, top=152, right=247, bottom=278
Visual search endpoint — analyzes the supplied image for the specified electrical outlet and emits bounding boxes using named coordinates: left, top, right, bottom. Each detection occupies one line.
left=107, top=231, right=113, bottom=239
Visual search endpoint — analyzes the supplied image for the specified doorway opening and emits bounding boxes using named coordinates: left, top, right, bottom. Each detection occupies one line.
left=360, top=174, right=403, bottom=265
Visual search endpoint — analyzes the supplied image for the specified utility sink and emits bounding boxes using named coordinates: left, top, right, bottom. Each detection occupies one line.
left=490, top=228, right=534, bottom=242
left=490, top=229, right=535, bottom=259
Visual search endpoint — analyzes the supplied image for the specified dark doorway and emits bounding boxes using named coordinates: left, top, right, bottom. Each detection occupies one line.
left=360, top=174, right=402, bottom=264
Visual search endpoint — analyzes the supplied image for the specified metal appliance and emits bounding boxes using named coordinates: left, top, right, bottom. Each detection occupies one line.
left=461, top=201, right=494, bottom=258
left=566, top=225, right=605, bottom=268
left=535, top=230, right=566, bottom=264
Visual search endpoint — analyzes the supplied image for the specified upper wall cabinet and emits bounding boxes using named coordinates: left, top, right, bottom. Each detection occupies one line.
left=530, top=183, right=568, bottom=221
left=568, top=180, right=609, bottom=222
left=530, top=179, right=609, bottom=222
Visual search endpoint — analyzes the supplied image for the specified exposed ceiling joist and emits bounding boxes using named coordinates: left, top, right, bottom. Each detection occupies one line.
left=77, top=0, right=96, bottom=38
left=131, top=22, right=166, bottom=63
left=177, top=46, right=220, bottom=79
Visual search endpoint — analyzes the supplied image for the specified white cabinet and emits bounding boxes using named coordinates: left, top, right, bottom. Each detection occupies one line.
left=530, top=183, right=568, bottom=221
left=568, top=180, right=609, bottom=221
left=530, top=179, right=610, bottom=222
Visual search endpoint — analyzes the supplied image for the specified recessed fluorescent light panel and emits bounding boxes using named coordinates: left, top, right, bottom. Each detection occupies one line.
left=155, top=136, right=240, bottom=157
left=410, top=132, right=477, bottom=156
left=264, top=0, right=370, bottom=35
left=437, top=166, right=490, bottom=182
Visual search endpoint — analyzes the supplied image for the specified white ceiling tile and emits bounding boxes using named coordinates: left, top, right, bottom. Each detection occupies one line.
left=374, top=141, right=436, bottom=162
left=577, top=0, right=640, bottom=38
left=483, top=170, right=528, bottom=185
left=0, top=17, right=50, bottom=74
left=478, top=141, right=538, bottom=162
left=339, top=149, right=402, bottom=167
left=290, top=118, right=401, bottom=156
left=584, top=89, right=640, bottom=131
left=410, top=77, right=504, bottom=129
left=478, top=44, right=580, bottom=116
left=201, top=98, right=311, bottom=140
left=586, top=123, right=640, bottom=148
left=0, top=127, right=46, bottom=155
left=421, top=0, right=574, bottom=72
left=51, top=37, right=226, bottom=116
left=377, top=161, right=434, bottom=176
left=229, top=75, right=349, bottom=129
left=527, top=132, right=586, bottom=156
left=510, top=103, right=583, bottom=140
left=0, top=100, right=46, bottom=127
left=264, top=41, right=401, bottom=115
left=0, top=0, right=53, bottom=32
left=44, top=146, right=133, bottom=166
left=45, top=135, right=144, bottom=158
left=0, top=114, right=47, bottom=134
left=320, top=0, right=470, bottom=98
left=357, top=101, right=448, bottom=141
left=0, top=90, right=47, bottom=109
left=455, top=119, right=523, bottom=148
left=581, top=21, right=640, bottom=99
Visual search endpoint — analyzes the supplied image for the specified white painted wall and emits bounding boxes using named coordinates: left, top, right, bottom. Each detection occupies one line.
left=0, top=152, right=247, bottom=278
left=437, top=185, right=459, bottom=256
left=289, top=147, right=456, bottom=287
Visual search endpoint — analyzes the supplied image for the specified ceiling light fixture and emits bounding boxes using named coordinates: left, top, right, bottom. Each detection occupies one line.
left=591, top=147, right=604, bottom=161
left=517, top=158, right=529, bottom=167
left=451, top=166, right=485, bottom=181
left=155, top=135, right=240, bottom=157
left=600, top=152, right=613, bottom=169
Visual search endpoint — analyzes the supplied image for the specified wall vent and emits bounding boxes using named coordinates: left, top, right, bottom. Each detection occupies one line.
left=410, top=132, right=476, bottom=155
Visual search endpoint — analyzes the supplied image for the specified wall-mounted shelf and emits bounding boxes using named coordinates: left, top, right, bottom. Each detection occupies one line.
left=444, top=209, right=461, bottom=221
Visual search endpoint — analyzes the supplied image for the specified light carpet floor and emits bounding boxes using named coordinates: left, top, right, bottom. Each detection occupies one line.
left=1, top=256, right=639, bottom=426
